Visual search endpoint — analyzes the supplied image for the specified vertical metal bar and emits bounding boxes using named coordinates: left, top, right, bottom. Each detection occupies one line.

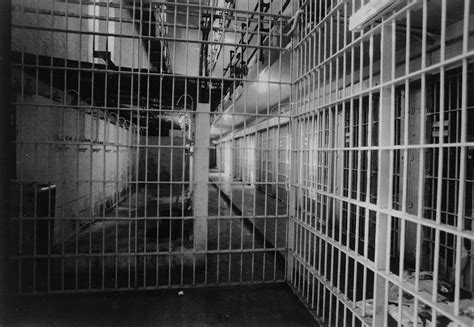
left=372, top=18, right=394, bottom=326
left=287, top=0, right=297, bottom=284
left=454, top=0, right=471, bottom=316
left=431, top=2, right=447, bottom=321
left=30, top=0, right=41, bottom=294
left=345, top=18, right=355, bottom=303
left=116, top=0, right=123, bottom=291
left=76, top=0, right=84, bottom=292
left=0, top=0, right=12, bottom=309
left=129, top=0, right=138, bottom=289
left=147, top=1, right=155, bottom=288
left=413, top=0, right=428, bottom=323
left=156, top=2, right=163, bottom=288
left=17, top=0, right=25, bottom=295
left=353, top=34, right=364, bottom=309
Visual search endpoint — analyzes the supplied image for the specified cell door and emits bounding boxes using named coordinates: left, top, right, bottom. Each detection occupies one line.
left=9, top=0, right=292, bottom=294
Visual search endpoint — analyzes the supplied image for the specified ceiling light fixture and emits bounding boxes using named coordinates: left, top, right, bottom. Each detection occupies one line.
left=349, top=0, right=397, bottom=32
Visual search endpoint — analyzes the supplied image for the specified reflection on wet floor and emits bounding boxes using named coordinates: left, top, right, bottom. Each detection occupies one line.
left=30, top=179, right=286, bottom=292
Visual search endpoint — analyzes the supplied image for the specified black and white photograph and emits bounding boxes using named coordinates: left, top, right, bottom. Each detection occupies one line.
left=0, top=0, right=474, bottom=326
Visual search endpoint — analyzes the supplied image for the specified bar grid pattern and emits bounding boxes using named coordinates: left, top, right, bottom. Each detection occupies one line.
left=290, top=0, right=474, bottom=326
left=8, top=0, right=474, bottom=325
left=9, top=0, right=292, bottom=294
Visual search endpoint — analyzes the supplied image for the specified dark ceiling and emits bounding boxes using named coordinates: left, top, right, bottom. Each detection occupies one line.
left=13, top=51, right=232, bottom=112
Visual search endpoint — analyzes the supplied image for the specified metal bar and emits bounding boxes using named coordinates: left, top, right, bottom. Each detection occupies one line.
left=0, top=0, right=12, bottom=309
left=10, top=2, right=474, bottom=326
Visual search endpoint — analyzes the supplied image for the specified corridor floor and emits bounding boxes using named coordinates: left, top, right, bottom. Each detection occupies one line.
left=208, top=170, right=288, bottom=217
left=23, top=176, right=286, bottom=293
left=5, top=284, right=316, bottom=326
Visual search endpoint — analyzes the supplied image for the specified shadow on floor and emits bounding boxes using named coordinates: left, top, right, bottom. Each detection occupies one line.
left=5, top=284, right=316, bottom=326
left=17, top=183, right=286, bottom=293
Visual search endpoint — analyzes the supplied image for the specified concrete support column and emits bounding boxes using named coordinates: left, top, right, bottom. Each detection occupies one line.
left=0, top=0, right=12, bottom=319
left=193, top=103, right=210, bottom=253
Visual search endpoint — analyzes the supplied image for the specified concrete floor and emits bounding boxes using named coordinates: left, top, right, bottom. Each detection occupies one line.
left=7, top=172, right=310, bottom=326
left=209, top=171, right=287, bottom=217
left=4, top=284, right=316, bottom=326
left=209, top=171, right=288, bottom=253
left=21, top=176, right=286, bottom=292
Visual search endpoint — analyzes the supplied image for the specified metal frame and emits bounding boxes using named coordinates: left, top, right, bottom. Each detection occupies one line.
left=8, top=0, right=474, bottom=326
left=290, top=0, right=474, bottom=326
left=10, top=0, right=290, bottom=294
left=1, top=0, right=13, bottom=315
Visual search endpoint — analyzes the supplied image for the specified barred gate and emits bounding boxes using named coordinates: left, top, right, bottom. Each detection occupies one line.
left=9, top=0, right=291, bottom=294
left=9, top=0, right=474, bottom=326
left=289, top=0, right=474, bottom=326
